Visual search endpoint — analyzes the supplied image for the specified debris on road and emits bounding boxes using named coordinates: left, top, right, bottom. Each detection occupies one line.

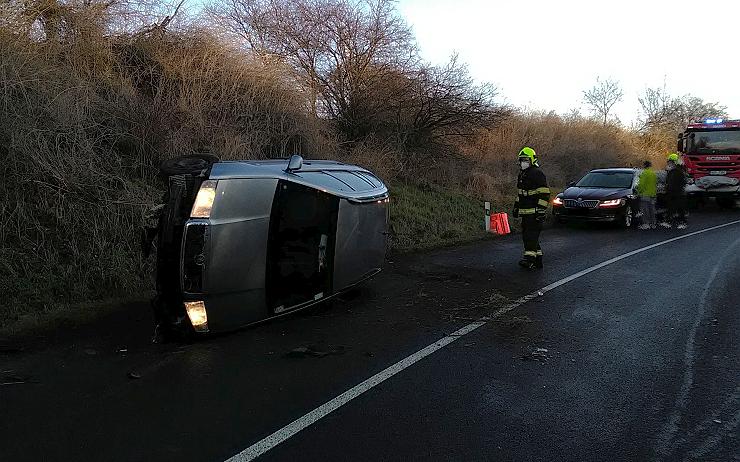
left=1, top=372, right=35, bottom=386
left=286, top=345, right=346, bottom=358
left=520, top=347, right=549, bottom=362
left=496, top=316, right=532, bottom=329
left=83, top=348, right=98, bottom=356
left=1, top=379, right=27, bottom=386
left=713, top=419, right=722, bottom=424
left=1, top=377, right=27, bottom=386
left=127, top=371, right=142, bottom=380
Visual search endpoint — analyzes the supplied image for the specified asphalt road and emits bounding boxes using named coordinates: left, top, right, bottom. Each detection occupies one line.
left=2, top=209, right=740, bottom=462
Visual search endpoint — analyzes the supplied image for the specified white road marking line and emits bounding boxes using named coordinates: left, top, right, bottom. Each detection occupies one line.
left=226, top=219, right=740, bottom=462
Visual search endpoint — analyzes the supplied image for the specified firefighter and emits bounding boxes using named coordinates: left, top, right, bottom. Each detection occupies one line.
left=513, top=147, right=550, bottom=270
left=662, top=152, right=688, bottom=229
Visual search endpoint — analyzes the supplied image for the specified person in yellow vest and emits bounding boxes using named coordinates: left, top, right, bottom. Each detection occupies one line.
left=512, top=147, right=550, bottom=270
left=637, top=160, right=658, bottom=229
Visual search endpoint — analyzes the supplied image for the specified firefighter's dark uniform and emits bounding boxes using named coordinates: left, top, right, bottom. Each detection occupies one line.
left=665, top=163, right=687, bottom=227
left=514, top=164, right=550, bottom=268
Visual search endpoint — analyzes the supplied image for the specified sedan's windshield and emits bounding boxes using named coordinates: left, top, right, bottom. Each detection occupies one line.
left=691, top=130, right=740, bottom=153
left=576, top=172, right=634, bottom=189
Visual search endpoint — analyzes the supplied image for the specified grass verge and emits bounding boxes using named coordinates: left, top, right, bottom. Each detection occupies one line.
left=389, top=182, right=498, bottom=252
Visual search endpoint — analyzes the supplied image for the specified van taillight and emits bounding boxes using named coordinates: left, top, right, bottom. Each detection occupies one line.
left=182, top=222, right=208, bottom=293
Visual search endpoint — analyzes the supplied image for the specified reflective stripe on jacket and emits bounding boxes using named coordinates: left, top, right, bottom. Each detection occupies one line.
left=514, top=166, right=550, bottom=216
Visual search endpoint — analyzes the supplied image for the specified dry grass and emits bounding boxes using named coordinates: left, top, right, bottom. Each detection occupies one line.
left=457, top=111, right=674, bottom=204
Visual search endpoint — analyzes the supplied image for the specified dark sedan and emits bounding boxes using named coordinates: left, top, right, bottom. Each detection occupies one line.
left=552, top=168, right=639, bottom=227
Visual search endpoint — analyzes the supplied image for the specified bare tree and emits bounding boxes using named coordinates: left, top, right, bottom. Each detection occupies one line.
left=638, top=83, right=728, bottom=133
left=211, top=0, right=507, bottom=154
left=212, top=0, right=417, bottom=126
left=403, top=56, right=503, bottom=145
left=583, top=77, right=623, bottom=126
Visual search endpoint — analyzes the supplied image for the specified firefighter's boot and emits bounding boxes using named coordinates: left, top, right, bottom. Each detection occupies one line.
left=519, top=258, right=536, bottom=270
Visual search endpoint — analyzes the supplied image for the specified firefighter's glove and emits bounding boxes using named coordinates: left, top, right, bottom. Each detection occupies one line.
left=536, top=214, right=546, bottom=223
left=512, top=208, right=519, bottom=218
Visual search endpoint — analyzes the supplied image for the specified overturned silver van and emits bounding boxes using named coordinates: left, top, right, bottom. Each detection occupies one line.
left=151, top=155, right=389, bottom=336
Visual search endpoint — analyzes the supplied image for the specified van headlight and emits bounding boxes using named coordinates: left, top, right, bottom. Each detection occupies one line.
left=184, top=301, right=209, bottom=332
left=190, top=180, right=218, bottom=218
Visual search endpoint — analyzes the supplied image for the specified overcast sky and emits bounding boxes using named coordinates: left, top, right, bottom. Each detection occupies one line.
left=397, top=0, right=740, bottom=124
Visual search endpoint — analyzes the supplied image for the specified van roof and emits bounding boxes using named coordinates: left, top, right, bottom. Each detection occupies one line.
left=209, top=159, right=388, bottom=202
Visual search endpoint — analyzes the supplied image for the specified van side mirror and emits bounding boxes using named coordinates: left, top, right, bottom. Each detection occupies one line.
left=286, top=154, right=303, bottom=172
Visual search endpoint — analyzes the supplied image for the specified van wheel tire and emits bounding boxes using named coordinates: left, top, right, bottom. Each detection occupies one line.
left=160, top=154, right=219, bottom=176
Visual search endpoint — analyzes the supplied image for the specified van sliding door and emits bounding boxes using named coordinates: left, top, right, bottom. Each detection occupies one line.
left=266, top=180, right=339, bottom=313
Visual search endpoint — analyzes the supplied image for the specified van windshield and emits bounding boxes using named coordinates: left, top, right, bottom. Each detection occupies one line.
left=576, top=172, right=633, bottom=189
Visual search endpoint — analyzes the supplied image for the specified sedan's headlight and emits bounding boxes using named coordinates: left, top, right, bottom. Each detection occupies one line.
left=552, top=197, right=564, bottom=206
left=598, top=199, right=625, bottom=208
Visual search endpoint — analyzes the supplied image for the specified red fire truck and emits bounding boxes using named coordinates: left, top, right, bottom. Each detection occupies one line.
left=677, top=119, right=740, bottom=208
